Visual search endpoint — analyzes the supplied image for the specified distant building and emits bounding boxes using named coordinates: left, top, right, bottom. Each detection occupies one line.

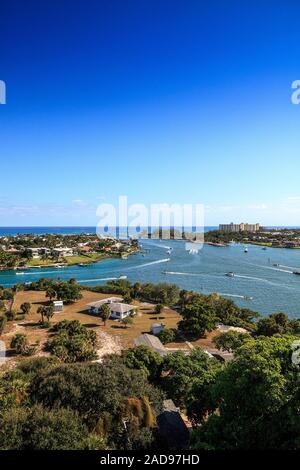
left=219, top=222, right=260, bottom=233
left=52, top=247, right=74, bottom=257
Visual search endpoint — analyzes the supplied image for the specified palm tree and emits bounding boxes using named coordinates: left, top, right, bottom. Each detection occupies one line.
left=155, top=303, right=164, bottom=319
left=46, top=287, right=56, bottom=302
left=6, top=284, right=22, bottom=314
left=20, top=302, right=31, bottom=315
left=37, top=305, right=54, bottom=324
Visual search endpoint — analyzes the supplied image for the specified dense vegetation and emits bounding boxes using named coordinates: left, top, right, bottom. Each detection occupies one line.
left=1, top=279, right=300, bottom=450
left=2, top=332, right=300, bottom=450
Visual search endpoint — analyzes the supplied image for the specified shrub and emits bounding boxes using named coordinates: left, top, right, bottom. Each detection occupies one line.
left=156, top=328, right=176, bottom=344
left=10, top=333, right=28, bottom=355
left=5, top=309, right=17, bottom=321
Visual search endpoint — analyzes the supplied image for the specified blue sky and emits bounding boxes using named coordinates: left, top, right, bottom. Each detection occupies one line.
left=1, top=0, right=300, bottom=226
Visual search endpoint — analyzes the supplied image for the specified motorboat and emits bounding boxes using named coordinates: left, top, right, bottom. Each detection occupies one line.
left=293, top=271, right=300, bottom=275
left=244, top=247, right=248, bottom=253
left=226, top=272, right=235, bottom=277
left=118, top=275, right=127, bottom=280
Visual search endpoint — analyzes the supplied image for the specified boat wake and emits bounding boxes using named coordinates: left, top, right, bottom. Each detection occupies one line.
left=163, top=271, right=203, bottom=277
left=129, top=258, right=171, bottom=269
left=262, top=266, right=293, bottom=274
left=78, top=277, right=119, bottom=284
left=217, top=292, right=252, bottom=300
left=15, top=270, right=69, bottom=276
left=148, top=242, right=172, bottom=250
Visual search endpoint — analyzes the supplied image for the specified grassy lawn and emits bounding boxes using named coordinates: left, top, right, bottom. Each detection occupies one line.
left=25, top=253, right=108, bottom=267
left=26, top=258, right=57, bottom=266
left=64, top=253, right=108, bottom=265
left=1, top=290, right=181, bottom=355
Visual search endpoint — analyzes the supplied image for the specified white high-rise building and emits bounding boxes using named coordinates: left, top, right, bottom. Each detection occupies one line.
left=219, top=222, right=260, bottom=233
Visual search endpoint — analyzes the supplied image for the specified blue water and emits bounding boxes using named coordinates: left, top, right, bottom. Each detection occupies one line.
left=1, top=234, right=300, bottom=317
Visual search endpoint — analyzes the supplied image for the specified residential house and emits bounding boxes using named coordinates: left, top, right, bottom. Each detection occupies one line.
left=86, top=297, right=135, bottom=320
left=52, top=247, right=74, bottom=257
left=134, top=333, right=169, bottom=356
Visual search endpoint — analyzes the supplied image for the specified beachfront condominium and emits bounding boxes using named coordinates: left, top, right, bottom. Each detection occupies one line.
left=219, top=222, right=260, bottom=233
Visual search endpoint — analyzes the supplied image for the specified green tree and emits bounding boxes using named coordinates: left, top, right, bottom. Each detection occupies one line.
left=122, top=346, right=162, bottom=381
left=161, top=348, right=223, bottom=420
left=20, top=302, right=31, bottom=316
left=156, top=328, right=176, bottom=344
left=154, top=303, right=164, bottom=317
left=213, top=330, right=251, bottom=353
left=123, top=292, right=133, bottom=304
left=121, top=316, right=134, bottom=328
left=45, top=286, right=56, bottom=302
left=47, top=320, right=98, bottom=363
left=54, top=281, right=82, bottom=303
left=10, top=333, right=28, bottom=355
left=179, top=298, right=218, bottom=338
left=256, top=312, right=291, bottom=337
left=31, top=358, right=163, bottom=449
left=191, top=335, right=300, bottom=449
left=0, top=405, right=106, bottom=450
left=99, top=303, right=111, bottom=326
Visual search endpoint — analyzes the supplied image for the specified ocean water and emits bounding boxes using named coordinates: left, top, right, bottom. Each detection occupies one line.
left=1, top=234, right=300, bottom=317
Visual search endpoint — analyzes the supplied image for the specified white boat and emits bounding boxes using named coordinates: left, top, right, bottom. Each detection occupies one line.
left=225, top=272, right=235, bottom=277
left=16, top=272, right=25, bottom=275
left=118, top=275, right=127, bottom=280
left=244, top=247, right=248, bottom=253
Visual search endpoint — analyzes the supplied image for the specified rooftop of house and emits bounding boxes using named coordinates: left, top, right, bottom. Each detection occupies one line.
left=109, top=302, right=136, bottom=314
left=86, top=297, right=123, bottom=308
left=134, top=333, right=168, bottom=355
left=157, top=399, right=190, bottom=450
left=87, top=299, right=135, bottom=314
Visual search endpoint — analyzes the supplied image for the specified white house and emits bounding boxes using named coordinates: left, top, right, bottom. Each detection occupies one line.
left=86, top=297, right=135, bottom=320
left=52, top=247, right=74, bottom=257
left=109, top=303, right=136, bottom=320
